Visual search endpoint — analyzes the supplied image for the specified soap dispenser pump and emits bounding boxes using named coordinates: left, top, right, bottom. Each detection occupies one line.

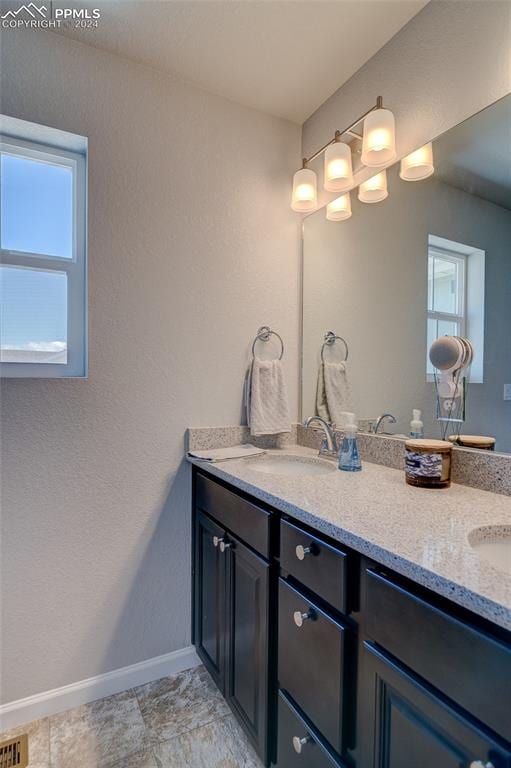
left=410, top=409, right=424, bottom=439
left=338, top=413, right=362, bottom=472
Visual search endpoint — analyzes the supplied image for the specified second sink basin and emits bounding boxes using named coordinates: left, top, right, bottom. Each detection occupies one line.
left=468, top=525, right=511, bottom=575
left=245, top=453, right=337, bottom=477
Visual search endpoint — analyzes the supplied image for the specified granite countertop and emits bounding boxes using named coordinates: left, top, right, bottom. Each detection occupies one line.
left=188, top=445, right=511, bottom=631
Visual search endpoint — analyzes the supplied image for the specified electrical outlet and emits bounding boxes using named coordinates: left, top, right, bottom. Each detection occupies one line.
left=504, top=384, right=511, bottom=401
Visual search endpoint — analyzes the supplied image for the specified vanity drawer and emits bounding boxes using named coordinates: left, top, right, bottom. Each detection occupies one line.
left=276, top=690, right=342, bottom=768
left=278, top=578, right=348, bottom=755
left=280, top=518, right=348, bottom=613
left=362, top=564, right=511, bottom=740
left=195, top=472, right=270, bottom=558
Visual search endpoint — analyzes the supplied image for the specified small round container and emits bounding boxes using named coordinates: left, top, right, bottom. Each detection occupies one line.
left=448, top=434, right=496, bottom=451
left=405, top=439, right=452, bottom=489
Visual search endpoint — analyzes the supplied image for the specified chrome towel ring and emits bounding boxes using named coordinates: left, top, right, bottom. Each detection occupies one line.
left=321, top=330, right=349, bottom=363
left=252, top=326, right=284, bottom=360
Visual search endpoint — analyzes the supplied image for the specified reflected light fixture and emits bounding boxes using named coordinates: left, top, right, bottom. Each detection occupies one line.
left=324, top=135, right=353, bottom=192
left=291, top=161, right=317, bottom=212
left=358, top=170, right=388, bottom=203
left=361, top=100, right=396, bottom=167
left=326, top=193, right=352, bottom=221
left=400, top=142, right=434, bottom=180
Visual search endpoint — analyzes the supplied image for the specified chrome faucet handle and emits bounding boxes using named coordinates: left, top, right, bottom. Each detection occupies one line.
left=303, top=415, right=339, bottom=457
left=373, top=413, right=397, bottom=434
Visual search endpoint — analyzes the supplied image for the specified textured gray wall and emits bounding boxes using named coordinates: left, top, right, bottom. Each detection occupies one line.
left=303, top=0, right=511, bottom=209
left=0, top=30, right=301, bottom=703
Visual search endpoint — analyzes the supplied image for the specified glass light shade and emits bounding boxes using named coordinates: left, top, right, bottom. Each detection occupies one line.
left=400, top=142, right=434, bottom=180
left=326, top=193, right=352, bottom=221
left=324, top=142, right=353, bottom=192
left=358, top=170, right=388, bottom=203
left=291, top=167, right=317, bottom=212
left=361, top=108, right=396, bottom=167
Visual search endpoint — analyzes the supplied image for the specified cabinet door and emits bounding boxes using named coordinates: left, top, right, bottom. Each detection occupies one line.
left=193, top=510, right=227, bottom=693
left=226, top=535, right=270, bottom=762
left=358, top=641, right=511, bottom=768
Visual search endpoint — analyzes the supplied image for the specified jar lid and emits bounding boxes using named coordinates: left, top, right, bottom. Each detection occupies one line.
left=405, top=438, right=452, bottom=452
left=448, top=434, right=496, bottom=448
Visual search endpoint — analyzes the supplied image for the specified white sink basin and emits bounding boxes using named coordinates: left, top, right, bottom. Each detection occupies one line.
left=245, top=454, right=337, bottom=477
left=468, top=525, right=511, bottom=574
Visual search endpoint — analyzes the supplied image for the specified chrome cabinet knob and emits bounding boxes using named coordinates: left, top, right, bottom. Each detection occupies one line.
left=470, top=762, right=495, bottom=768
left=292, top=735, right=311, bottom=754
left=295, top=544, right=312, bottom=561
left=293, top=609, right=314, bottom=627
left=213, top=536, right=231, bottom=552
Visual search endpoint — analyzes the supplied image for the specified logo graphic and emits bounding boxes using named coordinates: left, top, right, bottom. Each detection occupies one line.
left=1, top=1, right=100, bottom=26
left=1, top=2, right=47, bottom=18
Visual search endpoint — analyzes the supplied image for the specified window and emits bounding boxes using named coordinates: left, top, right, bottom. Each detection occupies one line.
left=0, top=130, right=87, bottom=377
left=427, top=234, right=485, bottom=382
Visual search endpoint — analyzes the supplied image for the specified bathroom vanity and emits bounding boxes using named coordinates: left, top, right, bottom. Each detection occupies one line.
left=191, top=449, right=511, bottom=768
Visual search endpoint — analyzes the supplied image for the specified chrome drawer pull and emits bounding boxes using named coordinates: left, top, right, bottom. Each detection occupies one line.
left=293, top=609, right=314, bottom=627
left=213, top=535, right=221, bottom=548
left=470, top=762, right=495, bottom=768
left=292, top=735, right=312, bottom=754
left=295, top=544, right=312, bottom=560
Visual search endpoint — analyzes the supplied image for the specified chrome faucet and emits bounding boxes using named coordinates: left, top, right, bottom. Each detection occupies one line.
left=373, top=413, right=397, bottom=434
left=303, top=416, right=339, bottom=458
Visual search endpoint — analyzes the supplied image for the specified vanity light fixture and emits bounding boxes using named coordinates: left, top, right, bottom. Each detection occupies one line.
left=361, top=103, right=396, bottom=167
left=324, top=135, right=353, bottom=192
left=358, top=170, right=388, bottom=203
left=290, top=96, right=392, bottom=212
left=291, top=161, right=318, bottom=212
left=326, top=192, right=352, bottom=221
left=400, top=142, right=434, bottom=180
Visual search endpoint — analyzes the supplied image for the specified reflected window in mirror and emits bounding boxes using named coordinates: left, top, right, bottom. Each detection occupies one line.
left=427, top=235, right=485, bottom=383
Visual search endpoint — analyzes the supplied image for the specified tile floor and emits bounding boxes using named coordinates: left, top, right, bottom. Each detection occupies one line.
left=0, top=665, right=263, bottom=768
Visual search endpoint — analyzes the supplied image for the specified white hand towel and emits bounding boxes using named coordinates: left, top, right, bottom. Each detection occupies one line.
left=188, top=444, right=266, bottom=462
left=315, top=363, right=330, bottom=422
left=250, top=358, right=291, bottom=436
left=244, top=362, right=253, bottom=426
left=316, top=361, right=352, bottom=427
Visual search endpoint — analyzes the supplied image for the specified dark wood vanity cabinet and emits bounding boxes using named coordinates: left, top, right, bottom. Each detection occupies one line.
left=355, top=561, right=511, bottom=768
left=192, top=467, right=511, bottom=768
left=193, top=471, right=272, bottom=763
left=194, top=509, right=227, bottom=692
left=226, top=536, right=270, bottom=758
left=358, top=641, right=511, bottom=768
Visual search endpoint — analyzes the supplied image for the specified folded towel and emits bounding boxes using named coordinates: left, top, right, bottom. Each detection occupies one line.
left=315, top=363, right=330, bottom=422
left=188, top=444, right=266, bottom=462
left=244, top=361, right=253, bottom=426
left=315, top=361, right=352, bottom=427
left=250, top=358, right=291, bottom=436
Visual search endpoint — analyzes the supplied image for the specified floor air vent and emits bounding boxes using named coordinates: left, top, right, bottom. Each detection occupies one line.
left=0, top=734, right=28, bottom=768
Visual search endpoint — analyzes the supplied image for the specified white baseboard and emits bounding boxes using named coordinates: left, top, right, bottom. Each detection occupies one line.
left=0, top=645, right=200, bottom=732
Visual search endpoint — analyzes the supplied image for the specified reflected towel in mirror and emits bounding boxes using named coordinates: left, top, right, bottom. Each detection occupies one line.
left=316, top=361, right=352, bottom=427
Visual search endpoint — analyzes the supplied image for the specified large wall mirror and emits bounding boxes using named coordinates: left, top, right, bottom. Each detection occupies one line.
left=302, top=95, right=511, bottom=453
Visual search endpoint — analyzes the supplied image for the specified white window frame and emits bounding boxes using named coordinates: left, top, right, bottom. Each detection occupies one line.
left=0, top=135, right=87, bottom=377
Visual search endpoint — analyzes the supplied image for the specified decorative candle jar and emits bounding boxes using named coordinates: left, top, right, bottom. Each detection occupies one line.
left=405, top=439, right=452, bottom=489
